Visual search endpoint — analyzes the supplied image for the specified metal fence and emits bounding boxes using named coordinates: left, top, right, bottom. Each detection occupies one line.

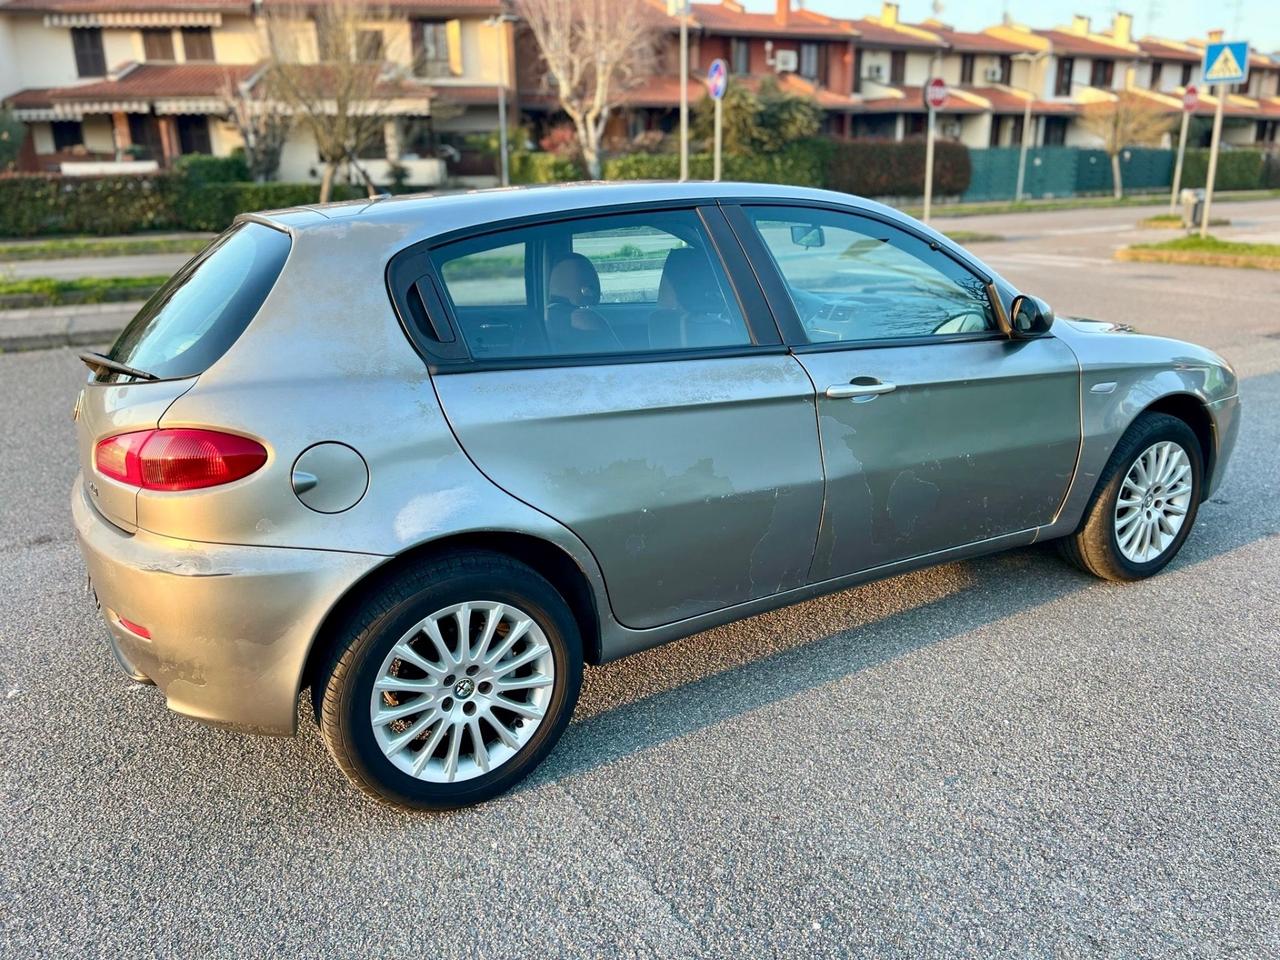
left=962, top=147, right=1175, bottom=202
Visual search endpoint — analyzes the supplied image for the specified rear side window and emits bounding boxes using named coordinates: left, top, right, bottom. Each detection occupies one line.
left=428, top=209, right=751, bottom=360
left=103, top=222, right=291, bottom=381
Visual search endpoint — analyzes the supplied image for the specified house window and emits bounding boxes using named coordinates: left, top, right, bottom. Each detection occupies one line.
left=999, top=55, right=1012, bottom=83
left=357, top=29, right=384, bottom=62
left=852, top=47, right=862, bottom=94
left=142, top=29, right=175, bottom=62
left=182, top=27, right=214, bottom=61
left=1181, top=62, right=1193, bottom=86
left=889, top=50, right=906, bottom=84
left=1150, top=62, right=1163, bottom=89
left=1044, top=116, right=1068, bottom=145
left=51, top=121, right=84, bottom=151
left=1054, top=57, right=1074, bottom=96
left=960, top=54, right=974, bottom=85
left=1090, top=59, right=1114, bottom=88
left=799, top=42, right=819, bottom=80
left=176, top=115, right=212, bottom=154
left=413, top=20, right=454, bottom=77
left=730, top=37, right=749, bottom=74
left=72, top=28, right=106, bottom=77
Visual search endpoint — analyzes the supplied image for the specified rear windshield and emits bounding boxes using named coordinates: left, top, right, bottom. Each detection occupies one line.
left=102, top=222, right=291, bottom=381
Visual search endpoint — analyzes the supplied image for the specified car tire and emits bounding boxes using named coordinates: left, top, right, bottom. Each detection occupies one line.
left=313, top=551, right=583, bottom=810
left=1058, top=412, right=1203, bottom=582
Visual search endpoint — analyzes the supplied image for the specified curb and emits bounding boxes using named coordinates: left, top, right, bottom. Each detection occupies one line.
left=0, top=301, right=138, bottom=353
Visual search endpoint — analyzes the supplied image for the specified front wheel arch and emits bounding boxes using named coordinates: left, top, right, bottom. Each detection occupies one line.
left=1139, top=393, right=1214, bottom=500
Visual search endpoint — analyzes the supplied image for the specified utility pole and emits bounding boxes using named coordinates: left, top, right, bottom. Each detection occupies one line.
left=677, top=0, right=690, bottom=181
left=1013, top=50, right=1047, bottom=204
left=485, top=12, right=519, bottom=187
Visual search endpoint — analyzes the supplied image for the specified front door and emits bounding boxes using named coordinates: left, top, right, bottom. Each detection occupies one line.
left=405, top=205, right=825, bottom=629
left=730, top=204, right=1081, bottom=581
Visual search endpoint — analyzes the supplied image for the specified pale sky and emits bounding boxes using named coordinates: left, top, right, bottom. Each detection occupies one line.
left=743, top=1, right=1279, bottom=54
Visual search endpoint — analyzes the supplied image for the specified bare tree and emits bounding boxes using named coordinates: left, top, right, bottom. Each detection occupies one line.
left=518, top=0, right=663, bottom=178
left=264, top=2, right=410, bottom=201
left=1078, top=92, right=1174, bottom=199
left=220, top=71, right=291, bottom=182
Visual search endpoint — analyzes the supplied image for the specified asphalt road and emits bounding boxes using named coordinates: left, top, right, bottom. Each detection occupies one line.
left=2, top=201, right=1279, bottom=958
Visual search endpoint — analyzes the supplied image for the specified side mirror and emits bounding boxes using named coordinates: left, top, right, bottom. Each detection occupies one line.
left=1008, top=294, right=1054, bottom=338
left=790, top=224, right=826, bottom=248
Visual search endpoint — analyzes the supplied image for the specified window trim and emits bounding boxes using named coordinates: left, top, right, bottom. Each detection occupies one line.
left=720, top=200, right=1012, bottom=352
left=386, top=202, right=784, bottom=374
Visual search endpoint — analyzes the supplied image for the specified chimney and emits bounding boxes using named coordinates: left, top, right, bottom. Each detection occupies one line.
left=1208, top=29, right=1223, bottom=42
left=881, top=2, right=899, bottom=26
left=1071, top=14, right=1090, bottom=35
left=1111, top=11, right=1132, bottom=43
left=775, top=0, right=789, bottom=26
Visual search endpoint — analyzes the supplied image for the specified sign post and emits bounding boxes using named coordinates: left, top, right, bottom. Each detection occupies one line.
left=923, top=77, right=948, bottom=223
left=707, top=58, right=728, bottom=182
left=1199, top=40, right=1248, bottom=238
left=1169, top=84, right=1197, bottom=214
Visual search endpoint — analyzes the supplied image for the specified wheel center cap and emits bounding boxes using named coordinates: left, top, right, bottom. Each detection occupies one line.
left=1143, top=492, right=1154, bottom=508
left=453, top=677, right=475, bottom=699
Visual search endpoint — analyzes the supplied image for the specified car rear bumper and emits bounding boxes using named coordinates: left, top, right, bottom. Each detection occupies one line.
left=72, top=476, right=382, bottom=736
left=1207, top=393, right=1241, bottom=498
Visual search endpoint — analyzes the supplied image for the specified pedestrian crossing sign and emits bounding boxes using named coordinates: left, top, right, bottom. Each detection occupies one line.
left=1202, top=41, right=1248, bottom=85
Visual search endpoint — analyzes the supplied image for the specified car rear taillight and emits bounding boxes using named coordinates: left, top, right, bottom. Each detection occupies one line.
left=94, top=429, right=268, bottom=491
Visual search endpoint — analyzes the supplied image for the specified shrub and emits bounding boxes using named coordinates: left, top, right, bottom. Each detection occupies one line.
left=173, top=153, right=250, bottom=184
left=1180, top=149, right=1265, bottom=191
left=171, top=182, right=359, bottom=231
left=825, top=139, right=971, bottom=198
left=603, top=139, right=831, bottom=187
left=509, top=151, right=584, bottom=184
left=0, top=174, right=179, bottom=236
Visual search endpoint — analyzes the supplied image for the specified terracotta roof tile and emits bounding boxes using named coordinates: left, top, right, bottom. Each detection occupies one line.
left=1035, top=29, right=1144, bottom=58
left=0, top=0, right=246, bottom=10
left=43, top=62, right=256, bottom=100
left=848, top=18, right=944, bottom=49
left=690, top=2, right=853, bottom=38
left=908, top=23, right=1038, bottom=54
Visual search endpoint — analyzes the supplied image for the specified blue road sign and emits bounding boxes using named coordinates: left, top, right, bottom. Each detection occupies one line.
left=707, top=58, right=728, bottom=100
left=1202, top=41, right=1249, bottom=85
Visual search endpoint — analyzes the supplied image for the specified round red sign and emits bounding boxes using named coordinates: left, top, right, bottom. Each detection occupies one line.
left=924, top=77, right=948, bottom=111
left=1182, top=84, right=1199, bottom=113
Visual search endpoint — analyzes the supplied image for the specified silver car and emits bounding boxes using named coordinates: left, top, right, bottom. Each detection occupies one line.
left=72, top=182, right=1240, bottom=809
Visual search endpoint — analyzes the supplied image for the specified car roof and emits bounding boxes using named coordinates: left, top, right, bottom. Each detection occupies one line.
left=245, top=180, right=907, bottom=248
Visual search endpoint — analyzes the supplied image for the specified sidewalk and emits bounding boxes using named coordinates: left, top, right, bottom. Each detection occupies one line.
left=0, top=301, right=138, bottom=352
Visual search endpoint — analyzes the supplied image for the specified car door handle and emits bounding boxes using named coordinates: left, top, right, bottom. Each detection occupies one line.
left=825, top=378, right=897, bottom=399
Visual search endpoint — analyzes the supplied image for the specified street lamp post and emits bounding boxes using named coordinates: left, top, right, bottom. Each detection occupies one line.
left=485, top=12, right=519, bottom=187
left=1013, top=50, right=1048, bottom=204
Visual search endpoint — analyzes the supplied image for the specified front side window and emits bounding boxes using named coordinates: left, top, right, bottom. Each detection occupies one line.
left=960, top=53, right=975, bottom=84
left=744, top=207, right=995, bottom=344
left=890, top=50, right=906, bottom=83
left=800, top=43, right=819, bottom=80
left=414, top=20, right=455, bottom=76
left=730, top=37, right=750, bottom=74
left=1150, top=62, right=1163, bottom=90
left=1090, top=59, right=1114, bottom=88
left=72, top=28, right=106, bottom=77
left=430, top=210, right=752, bottom=360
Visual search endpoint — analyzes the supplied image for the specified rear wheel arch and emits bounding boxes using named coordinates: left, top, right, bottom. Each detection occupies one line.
left=1138, top=393, right=1215, bottom=499
left=300, top=532, right=604, bottom=709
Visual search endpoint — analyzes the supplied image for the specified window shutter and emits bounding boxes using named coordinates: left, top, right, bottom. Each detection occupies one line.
left=447, top=20, right=462, bottom=75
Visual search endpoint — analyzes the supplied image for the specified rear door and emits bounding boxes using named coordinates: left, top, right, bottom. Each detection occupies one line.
left=727, top=203, right=1081, bottom=580
left=390, top=205, right=824, bottom=630
left=74, top=222, right=291, bottom=530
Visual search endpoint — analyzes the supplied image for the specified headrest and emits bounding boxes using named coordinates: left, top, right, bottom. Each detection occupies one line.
left=548, top=253, right=601, bottom=308
left=657, top=247, right=724, bottom=313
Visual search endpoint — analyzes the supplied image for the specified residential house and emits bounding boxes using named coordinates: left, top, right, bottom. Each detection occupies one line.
left=0, top=0, right=516, bottom=182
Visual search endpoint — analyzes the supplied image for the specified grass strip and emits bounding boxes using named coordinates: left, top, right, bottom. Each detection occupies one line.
left=1116, top=235, right=1280, bottom=271
left=0, top=236, right=209, bottom=262
left=0, top=275, right=166, bottom=310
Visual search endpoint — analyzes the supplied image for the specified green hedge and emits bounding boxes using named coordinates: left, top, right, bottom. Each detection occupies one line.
left=602, top=139, right=832, bottom=187
left=0, top=175, right=178, bottom=236
left=171, top=182, right=359, bottom=231
left=826, top=139, right=971, bottom=198
left=509, top=151, right=584, bottom=184
left=0, top=173, right=364, bottom=236
left=1180, top=149, right=1265, bottom=191
left=172, top=152, right=250, bottom=184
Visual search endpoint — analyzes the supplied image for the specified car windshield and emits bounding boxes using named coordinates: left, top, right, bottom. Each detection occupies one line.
left=102, top=222, right=291, bottom=382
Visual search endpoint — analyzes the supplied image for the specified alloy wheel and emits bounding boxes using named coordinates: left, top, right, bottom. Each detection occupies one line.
left=369, top=601, right=555, bottom=783
left=1114, top=440, right=1193, bottom=564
